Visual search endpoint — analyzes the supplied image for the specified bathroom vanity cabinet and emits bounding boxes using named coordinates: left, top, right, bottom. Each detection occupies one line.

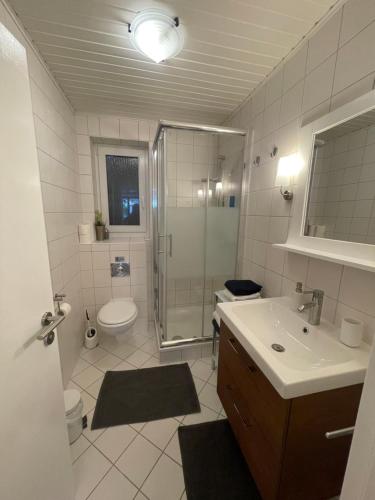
left=217, top=321, right=363, bottom=500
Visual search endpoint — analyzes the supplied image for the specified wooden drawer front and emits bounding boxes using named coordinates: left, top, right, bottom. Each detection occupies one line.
left=218, top=357, right=280, bottom=500
left=279, top=384, right=363, bottom=500
left=220, top=322, right=290, bottom=455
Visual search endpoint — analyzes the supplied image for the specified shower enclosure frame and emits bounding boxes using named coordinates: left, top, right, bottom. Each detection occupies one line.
left=152, top=120, right=247, bottom=349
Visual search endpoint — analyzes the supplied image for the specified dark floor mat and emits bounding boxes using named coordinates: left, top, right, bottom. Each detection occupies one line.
left=91, top=363, right=200, bottom=429
left=178, top=419, right=261, bottom=500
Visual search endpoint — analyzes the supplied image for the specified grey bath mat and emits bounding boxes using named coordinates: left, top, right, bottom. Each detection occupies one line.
left=91, top=363, right=200, bottom=430
left=178, top=420, right=261, bottom=500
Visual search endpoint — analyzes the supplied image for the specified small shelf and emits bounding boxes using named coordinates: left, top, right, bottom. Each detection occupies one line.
left=273, top=243, right=375, bottom=273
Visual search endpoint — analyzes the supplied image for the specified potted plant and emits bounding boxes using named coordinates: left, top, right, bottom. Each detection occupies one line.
left=95, top=210, right=105, bottom=241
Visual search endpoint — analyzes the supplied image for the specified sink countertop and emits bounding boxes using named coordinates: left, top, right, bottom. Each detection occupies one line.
left=217, top=297, right=370, bottom=399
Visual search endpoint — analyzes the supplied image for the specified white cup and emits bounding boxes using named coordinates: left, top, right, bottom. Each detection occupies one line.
left=340, top=317, right=364, bottom=348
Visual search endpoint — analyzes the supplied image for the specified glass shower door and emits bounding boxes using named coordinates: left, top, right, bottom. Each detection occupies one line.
left=164, top=129, right=206, bottom=342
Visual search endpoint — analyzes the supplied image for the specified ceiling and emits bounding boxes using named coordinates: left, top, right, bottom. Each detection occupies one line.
left=10, top=0, right=336, bottom=124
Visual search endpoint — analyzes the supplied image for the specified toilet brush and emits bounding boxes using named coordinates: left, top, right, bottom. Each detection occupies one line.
left=84, top=309, right=98, bottom=349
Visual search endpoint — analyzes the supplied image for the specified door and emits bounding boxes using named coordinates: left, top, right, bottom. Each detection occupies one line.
left=0, top=23, right=73, bottom=500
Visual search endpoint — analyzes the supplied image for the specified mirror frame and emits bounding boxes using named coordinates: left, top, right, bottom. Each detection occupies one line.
left=274, top=89, right=375, bottom=272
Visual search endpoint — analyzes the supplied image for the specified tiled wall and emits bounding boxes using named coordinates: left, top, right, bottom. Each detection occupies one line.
left=79, top=239, right=149, bottom=331
left=75, top=113, right=158, bottom=323
left=228, top=0, right=375, bottom=344
left=308, top=127, right=375, bottom=242
left=75, top=113, right=157, bottom=227
left=0, top=0, right=84, bottom=385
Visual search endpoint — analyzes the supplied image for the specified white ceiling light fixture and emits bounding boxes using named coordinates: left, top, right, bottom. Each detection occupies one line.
left=129, top=9, right=184, bottom=64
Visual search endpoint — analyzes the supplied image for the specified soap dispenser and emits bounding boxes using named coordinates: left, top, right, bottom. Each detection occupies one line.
left=292, top=282, right=304, bottom=311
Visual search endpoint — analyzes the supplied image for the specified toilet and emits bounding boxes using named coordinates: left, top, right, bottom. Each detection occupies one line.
left=97, top=298, right=138, bottom=336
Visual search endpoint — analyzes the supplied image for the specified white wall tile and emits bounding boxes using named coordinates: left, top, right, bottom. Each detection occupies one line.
left=307, top=10, right=341, bottom=73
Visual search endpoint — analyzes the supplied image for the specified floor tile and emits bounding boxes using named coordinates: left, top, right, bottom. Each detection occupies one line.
left=83, top=410, right=106, bottom=443
left=190, top=360, right=214, bottom=382
left=81, top=391, right=97, bottom=414
left=193, top=376, right=205, bottom=394
left=199, top=383, right=222, bottom=413
left=73, top=445, right=111, bottom=500
left=72, top=358, right=90, bottom=377
left=182, top=403, right=218, bottom=426
left=87, top=466, right=138, bottom=500
left=94, top=353, right=122, bottom=372
left=141, top=454, right=184, bottom=500
left=111, top=360, right=137, bottom=372
left=134, top=492, right=148, bottom=500
left=140, top=356, right=161, bottom=368
left=73, top=365, right=104, bottom=389
left=207, top=369, right=218, bottom=387
left=139, top=338, right=158, bottom=355
left=66, top=380, right=81, bottom=391
left=180, top=491, right=187, bottom=500
left=141, top=418, right=179, bottom=450
left=81, top=347, right=108, bottom=364
left=113, top=343, right=138, bottom=360
left=86, top=376, right=104, bottom=399
left=126, top=349, right=152, bottom=368
left=116, top=434, right=161, bottom=488
left=70, top=434, right=91, bottom=463
left=95, top=424, right=137, bottom=462
left=126, top=333, right=149, bottom=348
left=164, top=432, right=182, bottom=465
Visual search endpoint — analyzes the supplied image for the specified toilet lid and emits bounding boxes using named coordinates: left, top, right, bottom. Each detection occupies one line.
left=64, top=389, right=81, bottom=415
left=98, top=300, right=137, bottom=325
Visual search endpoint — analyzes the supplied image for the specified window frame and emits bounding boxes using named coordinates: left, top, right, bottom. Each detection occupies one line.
left=98, top=145, right=146, bottom=233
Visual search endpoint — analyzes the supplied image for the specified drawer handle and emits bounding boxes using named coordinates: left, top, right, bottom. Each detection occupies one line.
left=228, top=337, right=239, bottom=354
left=233, top=402, right=252, bottom=428
left=248, top=364, right=257, bottom=373
left=325, top=426, right=354, bottom=439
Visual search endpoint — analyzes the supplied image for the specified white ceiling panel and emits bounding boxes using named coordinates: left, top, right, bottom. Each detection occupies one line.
left=9, top=0, right=338, bottom=123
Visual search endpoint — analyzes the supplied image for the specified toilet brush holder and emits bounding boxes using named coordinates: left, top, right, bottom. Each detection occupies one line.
left=84, top=327, right=98, bottom=349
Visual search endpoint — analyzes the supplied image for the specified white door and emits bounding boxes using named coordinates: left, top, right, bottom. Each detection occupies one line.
left=0, top=23, right=73, bottom=500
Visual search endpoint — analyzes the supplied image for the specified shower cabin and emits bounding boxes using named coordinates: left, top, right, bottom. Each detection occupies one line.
left=152, top=121, right=246, bottom=348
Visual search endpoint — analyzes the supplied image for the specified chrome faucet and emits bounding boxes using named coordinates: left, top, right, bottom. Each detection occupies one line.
left=297, top=289, right=324, bottom=325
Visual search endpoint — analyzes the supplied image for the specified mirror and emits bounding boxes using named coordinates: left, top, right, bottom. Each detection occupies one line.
left=304, top=109, right=375, bottom=244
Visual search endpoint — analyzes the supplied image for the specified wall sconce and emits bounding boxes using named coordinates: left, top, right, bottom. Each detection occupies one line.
left=276, top=153, right=302, bottom=201
left=215, top=181, right=223, bottom=193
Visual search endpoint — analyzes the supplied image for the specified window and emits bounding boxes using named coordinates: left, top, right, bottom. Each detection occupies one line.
left=98, top=146, right=146, bottom=233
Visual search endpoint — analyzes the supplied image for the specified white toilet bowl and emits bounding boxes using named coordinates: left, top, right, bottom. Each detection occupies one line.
left=97, top=298, right=138, bottom=336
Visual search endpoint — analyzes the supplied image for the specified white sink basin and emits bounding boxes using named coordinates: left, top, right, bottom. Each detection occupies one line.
left=217, top=297, right=369, bottom=399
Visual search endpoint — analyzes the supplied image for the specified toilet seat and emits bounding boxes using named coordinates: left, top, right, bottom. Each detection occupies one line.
left=97, top=299, right=137, bottom=327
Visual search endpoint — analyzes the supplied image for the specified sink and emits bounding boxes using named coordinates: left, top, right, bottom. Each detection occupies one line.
left=217, top=297, right=369, bottom=398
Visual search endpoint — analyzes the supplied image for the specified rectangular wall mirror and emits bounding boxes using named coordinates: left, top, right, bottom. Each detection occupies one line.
left=275, top=89, right=375, bottom=272
left=305, top=110, right=375, bottom=244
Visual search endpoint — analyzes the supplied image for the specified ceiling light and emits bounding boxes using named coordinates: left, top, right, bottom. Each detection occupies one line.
left=129, top=9, right=183, bottom=63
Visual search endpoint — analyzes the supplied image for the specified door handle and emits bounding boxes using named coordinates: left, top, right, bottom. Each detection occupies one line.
left=36, top=311, right=66, bottom=346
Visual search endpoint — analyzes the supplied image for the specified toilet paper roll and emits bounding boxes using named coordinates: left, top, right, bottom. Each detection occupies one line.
left=340, top=317, right=364, bottom=348
left=59, top=302, right=72, bottom=317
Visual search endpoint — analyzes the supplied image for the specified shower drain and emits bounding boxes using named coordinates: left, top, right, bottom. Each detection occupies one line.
left=271, top=343, right=285, bottom=353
